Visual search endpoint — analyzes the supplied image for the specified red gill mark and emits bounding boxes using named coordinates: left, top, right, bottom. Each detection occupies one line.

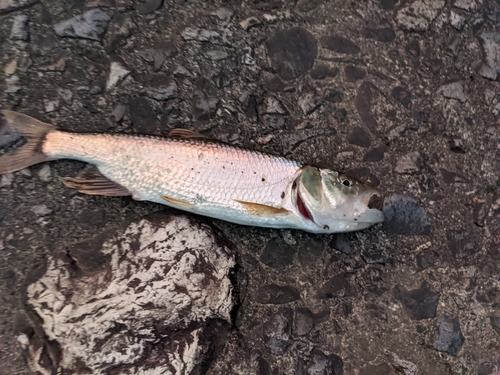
left=296, top=189, right=314, bottom=222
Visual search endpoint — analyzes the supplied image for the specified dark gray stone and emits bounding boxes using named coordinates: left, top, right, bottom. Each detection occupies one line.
left=256, top=284, right=301, bottom=304
left=104, top=13, right=136, bottom=52
left=396, top=282, right=440, bottom=320
left=54, top=9, right=111, bottom=41
left=316, top=273, right=353, bottom=299
left=362, top=27, right=395, bottom=43
left=416, top=250, right=439, bottom=270
left=260, top=238, right=296, bottom=268
left=446, top=230, right=480, bottom=259
left=359, top=363, right=392, bottom=375
left=382, top=194, right=432, bottom=235
left=263, top=307, right=293, bottom=355
left=128, top=96, right=159, bottom=134
left=294, top=307, right=314, bottom=336
left=391, top=86, right=412, bottom=109
left=329, top=234, right=352, bottom=255
left=135, top=0, right=163, bottom=15
left=440, top=168, right=469, bottom=184
left=362, top=145, right=386, bottom=162
left=309, top=65, right=339, bottom=79
left=434, top=316, right=465, bottom=356
left=344, top=65, right=366, bottom=82
left=139, top=75, right=178, bottom=101
left=265, top=27, right=318, bottom=80
left=348, top=127, right=371, bottom=148
left=320, top=35, right=360, bottom=54
left=307, top=349, right=344, bottom=375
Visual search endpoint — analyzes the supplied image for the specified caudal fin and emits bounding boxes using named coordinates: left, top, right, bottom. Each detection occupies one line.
left=0, top=110, right=55, bottom=175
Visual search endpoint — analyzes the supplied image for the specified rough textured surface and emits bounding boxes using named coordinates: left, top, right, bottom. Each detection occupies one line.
left=20, top=212, right=235, bottom=374
left=1, top=0, right=500, bottom=374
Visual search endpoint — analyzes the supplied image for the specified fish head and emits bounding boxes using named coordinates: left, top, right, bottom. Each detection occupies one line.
left=292, top=167, right=384, bottom=232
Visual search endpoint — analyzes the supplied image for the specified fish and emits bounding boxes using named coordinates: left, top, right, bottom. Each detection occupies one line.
left=0, top=110, right=384, bottom=233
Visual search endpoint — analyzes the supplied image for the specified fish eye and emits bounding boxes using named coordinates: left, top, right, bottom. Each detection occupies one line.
left=341, top=176, right=352, bottom=187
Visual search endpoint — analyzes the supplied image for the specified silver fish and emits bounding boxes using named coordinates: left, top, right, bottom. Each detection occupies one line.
left=0, top=110, right=383, bottom=233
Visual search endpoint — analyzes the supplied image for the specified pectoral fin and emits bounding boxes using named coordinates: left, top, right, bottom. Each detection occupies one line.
left=236, top=200, right=291, bottom=217
left=168, top=128, right=210, bottom=140
left=63, top=165, right=131, bottom=196
left=161, top=195, right=195, bottom=209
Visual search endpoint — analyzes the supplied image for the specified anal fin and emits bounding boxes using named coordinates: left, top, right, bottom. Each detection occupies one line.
left=161, top=194, right=195, bottom=209
left=63, top=165, right=130, bottom=197
left=236, top=200, right=291, bottom=217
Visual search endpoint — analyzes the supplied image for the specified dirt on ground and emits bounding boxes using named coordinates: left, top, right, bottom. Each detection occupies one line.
left=1, top=0, right=500, bottom=374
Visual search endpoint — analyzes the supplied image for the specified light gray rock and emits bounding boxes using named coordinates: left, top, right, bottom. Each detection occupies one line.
left=54, top=9, right=110, bottom=41
left=438, top=81, right=467, bottom=102
left=264, top=96, right=289, bottom=115
left=37, top=165, right=52, bottom=182
left=143, top=76, right=178, bottom=101
left=30, top=204, right=52, bottom=216
left=22, top=213, right=235, bottom=374
left=298, top=92, right=320, bottom=115
left=478, top=32, right=500, bottom=80
left=396, top=0, right=445, bottom=31
left=181, top=27, right=230, bottom=45
left=449, top=11, right=466, bottom=30
left=394, top=151, right=422, bottom=174
left=206, top=49, right=228, bottom=60
left=10, top=14, right=29, bottom=40
left=453, top=0, right=478, bottom=11
left=0, top=0, right=37, bottom=14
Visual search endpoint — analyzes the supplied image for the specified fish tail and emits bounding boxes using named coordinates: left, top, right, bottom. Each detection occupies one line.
left=0, top=110, right=55, bottom=175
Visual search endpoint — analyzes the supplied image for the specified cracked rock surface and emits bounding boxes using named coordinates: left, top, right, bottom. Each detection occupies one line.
left=1, top=0, right=500, bottom=374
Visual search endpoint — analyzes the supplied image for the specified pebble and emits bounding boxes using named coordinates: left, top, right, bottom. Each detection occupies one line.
left=192, top=89, right=219, bottom=121
left=141, top=75, right=178, bottom=101
left=0, top=173, right=14, bottom=187
left=206, top=49, right=228, bottom=60
left=5, top=74, right=21, bottom=93
left=239, top=16, right=261, bottom=31
left=320, top=35, right=360, bottom=54
left=263, top=308, right=292, bottom=355
left=450, top=11, right=466, bottom=30
left=10, top=14, right=29, bottom=41
left=265, top=27, right=317, bottom=80
left=478, top=32, right=500, bottom=80
left=182, top=28, right=230, bottom=46
left=391, top=86, right=412, bottom=109
left=438, top=81, right=467, bottom=102
left=394, top=151, right=422, bottom=174
left=134, top=0, right=163, bottom=15
left=30, top=205, right=52, bottom=217
left=0, top=0, right=37, bottom=14
left=106, top=61, right=131, bottom=91
left=210, top=7, right=234, bottom=23
left=433, top=316, right=465, bottom=356
left=4, top=60, right=17, bottom=76
left=256, top=284, right=301, bottom=304
left=137, top=41, right=177, bottom=70
left=37, top=165, right=52, bottom=182
left=396, top=0, right=446, bottom=31
left=54, top=9, right=111, bottom=41
left=298, top=92, right=320, bottom=115
left=294, top=307, right=314, bottom=336
left=397, top=282, right=440, bottom=320
left=260, top=238, right=295, bottom=268
left=264, top=96, right=289, bottom=115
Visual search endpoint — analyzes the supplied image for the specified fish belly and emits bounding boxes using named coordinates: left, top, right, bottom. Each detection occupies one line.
left=43, top=131, right=303, bottom=227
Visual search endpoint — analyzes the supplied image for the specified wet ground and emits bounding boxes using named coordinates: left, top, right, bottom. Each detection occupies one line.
left=1, top=0, right=500, bottom=374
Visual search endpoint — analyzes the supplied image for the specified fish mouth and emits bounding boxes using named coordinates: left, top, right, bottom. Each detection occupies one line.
left=362, top=189, right=383, bottom=208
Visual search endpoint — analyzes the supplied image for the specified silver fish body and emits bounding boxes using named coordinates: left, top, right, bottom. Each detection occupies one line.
left=0, top=110, right=384, bottom=233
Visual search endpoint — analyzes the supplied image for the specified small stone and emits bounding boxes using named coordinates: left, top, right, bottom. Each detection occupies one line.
left=298, top=92, right=320, bottom=115
left=0, top=173, right=14, bottom=187
left=329, top=234, right=352, bottom=254
left=416, top=250, right=439, bottom=270
left=44, top=98, right=60, bottom=113
left=362, top=27, right=395, bottom=43
left=440, top=168, right=468, bottom=183
left=449, top=138, right=466, bottom=153
left=134, top=0, right=163, bottom=15
left=396, top=0, right=446, bottom=32
left=344, top=65, right=366, bottom=82
left=438, top=81, right=467, bottom=102
left=31, top=204, right=52, bottom=217
left=362, top=145, right=386, bottom=162
left=137, top=41, right=177, bottom=71
left=450, top=11, right=466, bottom=30
left=396, top=282, right=440, bottom=320
left=320, top=35, right=360, bottom=54
left=306, top=349, right=344, bottom=375
left=446, top=230, right=480, bottom=259
left=239, top=16, right=261, bottom=31
left=309, top=65, right=339, bottom=80
left=129, top=96, right=158, bottom=134
left=294, top=307, right=314, bottom=336
left=182, top=27, right=230, bottom=46
left=206, top=49, right=228, bottom=60
left=316, top=272, right=353, bottom=299
left=39, top=58, right=66, bottom=72
left=111, top=104, right=127, bottom=122
left=394, top=151, right=422, bottom=174
left=104, top=13, right=135, bottom=53
left=256, top=284, right=301, bottom=304
left=383, top=194, right=432, bottom=235
left=210, top=7, right=234, bottom=23
left=4, top=60, right=17, bottom=76
left=0, top=0, right=37, bottom=14
left=348, top=126, right=371, bottom=148
left=260, top=238, right=295, bottom=268
left=391, top=86, right=412, bottom=109
left=140, top=75, right=178, bottom=101
left=434, top=316, right=465, bottom=356
left=54, top=9, right=110, bottom=41
left=453, top=0, right=478, bottom=11
left=37, top=165, right=52, bottom=182
left=478, top=32, right=500, bottom=80
left=10, top=14, right=29, bottom=41
left=5, top=74, right=21, bottom=93
left=264, top=96, right=289, bottom=115
left=106, top=61, right=131, bottom=91
left=473, top=202, right=488, bottom=227
left=389, top=353, right=419, bottom=375
left=265, top=27, right=317, bottom=80
left=192, top=89, right=219, bottom=121
left=263, top=307, right=292, bottom=355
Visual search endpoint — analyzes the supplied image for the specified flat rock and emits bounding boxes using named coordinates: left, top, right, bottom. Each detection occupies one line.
left=362, top=27, right=395, bottom=43
left=316, top=272, right=353, bottom=299
left=348, top=126, right=371, bottom=148
left=137, top=41, right=177, bottom=70
left=434, top=316, right=465, bottom=356
left=182, top=27, right=230, bottom=45
left=128, top=96, right=159, bottom=134
left=263, top=307, right=293, bottom=355
left=106, top=61, right=130, bottom=91
left=54, top=9, right=110, bottom=41
left=391, top=86, right=412, bottom=109
left=344, top=65, right=366, bottom=82
left=394, top=151, right=422, bottom=174
left=262, top=96, right=289, bottom=115
left=256, top=284, right=301, bottom=304
left=438, top=81, right=467, bottom=102
left=396, top=0, right=446, bottom=31
left=260, top=237, right=296, bottom=268
left=306, top=349, right=344, bottom=375
left=138, top=74, right=178, bottom=101
left=309, top=64, right=339, bottom=80
left=298, top=91, right=321, bottom=115
left=21, top=213, right=235, bottom=374
left=0, top=0, right=37, bottom=14
left=478, top=32, right=500, bottom=80
left=10, top=14, right=29, bottom=41
left=265, top=27, right=317, bottom=80
left=104, top=13, right=136, bottom=52
left=135, top=0, right=163, bottom=14
left=396, top=282, right=440, bottom=320
left=383, top=194, right=432, bottom=235
left=320, top=35, right=360, bottom=54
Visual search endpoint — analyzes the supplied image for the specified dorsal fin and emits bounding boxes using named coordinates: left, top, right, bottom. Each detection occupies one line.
left=168, top=128, right=210, bottom=140
left=63, top=165, right=131, bottom=197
